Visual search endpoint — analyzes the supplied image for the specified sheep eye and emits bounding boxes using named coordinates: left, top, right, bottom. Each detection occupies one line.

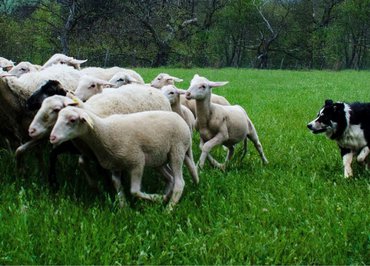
left=21, top=68, right=26, bottom=71
left=90, top=84, right=96, bottom=88
left=69, top=118, right=76, bottom=123
left=169, top=92, right=175, bottom=95
left=52, top=108, right=61, bottom=113
left=157, top=77, right=162, bottom=80
left=200, top=85, right=206, bottom=89
left=117, top=78, right=123, bottom=82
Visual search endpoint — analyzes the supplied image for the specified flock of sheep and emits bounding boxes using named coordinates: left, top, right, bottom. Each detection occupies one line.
left=0, top=54, right=268, bottom=211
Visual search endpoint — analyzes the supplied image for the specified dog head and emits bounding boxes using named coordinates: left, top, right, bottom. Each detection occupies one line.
left=307, top=99, right=348, bottom=138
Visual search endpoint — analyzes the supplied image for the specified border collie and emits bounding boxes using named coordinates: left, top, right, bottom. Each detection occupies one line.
left=307, top=99, right=370, bottom=178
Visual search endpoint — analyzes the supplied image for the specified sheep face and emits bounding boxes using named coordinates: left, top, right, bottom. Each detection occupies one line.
left=42, top=53, right=87, bottom=70
left=75, top=76, right=114, bottom=101
left=28, top=96, right=76, bottom=139
left=161, top=85, right=184, bottom=105
left=50, top=107, right=90, bottom=145
left=109, top=72, right=139, bottom=87
left=9, top=62, right=38, bottom=77
left=185, top=74, right=228, bottom=100
left=26, top=80, right=67, bottom=111
left=150, top=73, right=183, bottom=89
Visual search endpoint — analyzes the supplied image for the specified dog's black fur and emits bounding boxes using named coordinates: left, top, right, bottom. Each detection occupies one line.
left=307, top=99, right=370, bottom=177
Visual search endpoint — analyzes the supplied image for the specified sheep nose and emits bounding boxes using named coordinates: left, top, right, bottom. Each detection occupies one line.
left=28, top=127, right=36, bottom=136
left=49, top=135, right=57, bottom=143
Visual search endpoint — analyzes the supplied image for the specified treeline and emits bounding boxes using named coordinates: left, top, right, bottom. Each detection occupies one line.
left=1, top=0, right=369, bottom=69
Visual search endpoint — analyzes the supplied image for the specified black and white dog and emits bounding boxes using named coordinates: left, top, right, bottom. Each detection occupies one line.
left=307, top=99, right=370, bottom=178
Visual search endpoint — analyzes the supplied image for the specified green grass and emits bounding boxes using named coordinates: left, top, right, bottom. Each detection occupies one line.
left=0, top=69, right=369, bottom=264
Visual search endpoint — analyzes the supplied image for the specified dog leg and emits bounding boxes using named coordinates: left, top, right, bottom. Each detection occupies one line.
left=342, top=152, right=353, bottom=178
left=357, top=146, right=369, bottom=163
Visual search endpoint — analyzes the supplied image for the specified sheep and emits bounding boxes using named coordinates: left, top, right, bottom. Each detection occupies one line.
left=8, top=61, right=41, bottom=77
left=80, top=66, right=129, bottom=81
left=24, top=85, right=174, bottom=187
left=150, top=72, right=231, bottom=116
left=185, top=74, right=268, bottom=170
left=0, top=64, right=79, bottom=149
left=4, top=64, right=81, bottom=98
left=0, top=57, right=15, bottom=71
left=42, top=53, right=87, bottom=70
left=50, top=107, right=192, bottom=210
left=108, top=70, right=145, bottom=87
left=150, top=73, right=183, bottom=89
left=74, top=76, right=115, bottom=101
left=26, top=80, right=69, bottom=111
left=161, top=85, right=195, bottom=132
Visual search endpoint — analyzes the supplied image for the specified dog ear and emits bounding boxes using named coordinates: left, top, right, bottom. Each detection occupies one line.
left=325, top=99, right=333, bottom=107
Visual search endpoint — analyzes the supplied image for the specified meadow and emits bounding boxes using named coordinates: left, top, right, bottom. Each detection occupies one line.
left=0, top=68, right=369, bottom=264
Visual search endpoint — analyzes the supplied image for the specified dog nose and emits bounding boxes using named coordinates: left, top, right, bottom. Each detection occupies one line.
left=307, top=124, right=313, bottom=130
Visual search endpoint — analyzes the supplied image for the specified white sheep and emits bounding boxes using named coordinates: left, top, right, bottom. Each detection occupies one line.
left=161, top=85, right=195, bottom=132
left=8, top=61, right=41, bottom=77
left=74, top=75, right=115, bottom=101
left=5, top=64, right=81, bottom=97
left=0, top=57, right=15, bottom=71
left=42, top=53, right=87, bottom=70
left=108, top=70, right=145, bottom=87
left=50, top=107, right=192, bottom=210
left=80, top=66, right=126, bottom=81
left=150, top=72, right=231, bottom=116
left=185, top=74, right=268, bottom=170
left=28, top=85, right=171, bottom=139
left=150, top=73, right=183, bottom=89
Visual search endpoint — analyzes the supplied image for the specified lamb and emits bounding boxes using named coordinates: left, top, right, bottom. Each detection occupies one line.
left=80, top=66, right=132, bottom=81
left=0, top=64, right=80, bottom=149
left=23, top=86, right=176, bottom=187
left=108, top=70, right=145, bottom=87
left=28, top=86, right=171, bottom=138
left=150, top=73, right=183, bottom=89
left=9, top=61, right=41, bottom=77
left=50, top=107, right=191, bottom=210
left=161, top=85, right=195, bottom=132
left=42, top=53, right=87, bottom=70
left=26, top=80, right=69, bottom=111
left=150, top=72, right=231, bottom=116
left=74, top=76, right=115, bottom=101
left=185, top=74, right=268, bottom=170
left=0, top=57, right=15, bottom=71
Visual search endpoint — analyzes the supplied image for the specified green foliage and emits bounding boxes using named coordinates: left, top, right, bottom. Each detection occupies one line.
left=0, top=69, right=369, bottom=264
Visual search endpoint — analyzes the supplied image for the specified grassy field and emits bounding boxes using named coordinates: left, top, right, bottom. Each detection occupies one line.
left=0, top=69, right=369, bottom=264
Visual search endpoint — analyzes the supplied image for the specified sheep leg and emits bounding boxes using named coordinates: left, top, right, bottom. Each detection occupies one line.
left=199, top=138, right=223, bottom=170
left=157, top=165, right=174, bottom=202
left=15, top=138, right=43, bottom=159
left=78, top=156, right=99, bottom=190
left=15, top=139, right=44, bottom=177
left=247, top=127, right=268, bottom=164
left=167, top=153, right=185, bottom=211
left=198, top=133, right=226, bottom=169
left=184, top=145, right=199, bottom=184
left=130, top=165, right=163, bottom=202
left=111, top=171, right=126, bottom=208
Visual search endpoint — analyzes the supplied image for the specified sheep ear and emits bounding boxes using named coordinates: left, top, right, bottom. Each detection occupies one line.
left=65, top=94, right=83, bottom=107
left=97, top=79, right=115, bottom=88
left=177, top=88, right=187, bottom=95
left=166, top=76, right=183, bottom=83
left=126, top=76, right=140, bottom=84
left=80, top=113, right=94, bottom=129
left=193, top=74, right=200, bottom=79
left=208, top=81, right=228, bottom=88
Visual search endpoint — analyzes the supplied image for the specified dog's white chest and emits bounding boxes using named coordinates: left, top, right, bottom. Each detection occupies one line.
left=337, top=124, right=367, bottom=151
